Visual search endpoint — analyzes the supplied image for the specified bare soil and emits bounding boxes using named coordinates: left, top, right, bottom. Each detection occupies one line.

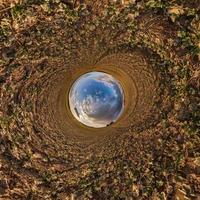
left=0, top=0, right=199, bottom=199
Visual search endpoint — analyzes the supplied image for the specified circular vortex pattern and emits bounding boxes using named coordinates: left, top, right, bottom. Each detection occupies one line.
left=69, top=72, right=124, bottom=128
left=0, top=0, right=199, bottom=199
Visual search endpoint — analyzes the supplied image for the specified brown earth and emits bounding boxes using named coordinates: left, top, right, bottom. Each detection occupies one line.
left=0, top=0, right=199, bottom=199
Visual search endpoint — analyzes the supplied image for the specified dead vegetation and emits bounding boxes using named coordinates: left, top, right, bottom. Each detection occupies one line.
left=0, top=0, right=199, bottom=199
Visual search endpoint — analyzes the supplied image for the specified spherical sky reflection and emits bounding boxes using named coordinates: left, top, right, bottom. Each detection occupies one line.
left=69, top=72, right=124, bottom=128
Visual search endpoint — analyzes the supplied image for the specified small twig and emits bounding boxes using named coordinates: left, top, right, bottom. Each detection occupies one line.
left=0, top=6, right=12, bottom=13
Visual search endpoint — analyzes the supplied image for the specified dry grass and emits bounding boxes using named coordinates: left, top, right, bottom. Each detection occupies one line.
left=0, top=0, right=199, bottom=199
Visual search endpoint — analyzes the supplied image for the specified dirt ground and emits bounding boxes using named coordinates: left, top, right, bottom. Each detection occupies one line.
left=0, top=0, right=200, bottom=199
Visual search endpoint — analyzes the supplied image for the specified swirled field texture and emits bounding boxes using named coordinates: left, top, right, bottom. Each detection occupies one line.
left=0, top=0, right=200, bottom=199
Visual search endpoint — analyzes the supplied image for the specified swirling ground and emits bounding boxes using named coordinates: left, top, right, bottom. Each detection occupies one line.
left=0, top=0, right=200, bottom=199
